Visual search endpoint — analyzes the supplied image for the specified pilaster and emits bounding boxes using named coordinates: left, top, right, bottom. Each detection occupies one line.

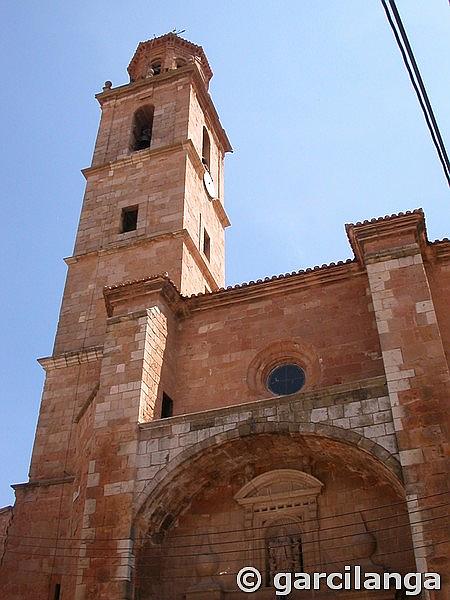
left=75, top=286, right=175, bottom=599
left=347, top=211, right=450, bottom=597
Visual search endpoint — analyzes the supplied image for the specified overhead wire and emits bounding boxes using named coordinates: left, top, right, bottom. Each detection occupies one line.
left=2, top=510, right=448, bottom=562
left=1, top=538, right=449, bottom=583
left=381, top=0, right=450, bottom=186
left=1, top=489, right=448, bottom=546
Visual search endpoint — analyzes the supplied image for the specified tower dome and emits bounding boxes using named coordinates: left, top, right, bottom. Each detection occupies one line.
left=127, top=32, right=213, bottom=88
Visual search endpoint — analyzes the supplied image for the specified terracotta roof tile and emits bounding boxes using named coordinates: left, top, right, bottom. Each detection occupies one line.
left=345, top=208, right=424, bottom=228
left=128, top=33, right=213, bottom=81
left=187, top=259, right=356, bottom=299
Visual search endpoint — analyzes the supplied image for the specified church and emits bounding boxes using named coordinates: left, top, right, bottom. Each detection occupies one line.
left=0, top=34, right=449, bottom=600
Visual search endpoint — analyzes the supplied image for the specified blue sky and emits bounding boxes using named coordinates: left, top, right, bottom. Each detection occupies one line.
left=0, top=1, right=449, bottom=506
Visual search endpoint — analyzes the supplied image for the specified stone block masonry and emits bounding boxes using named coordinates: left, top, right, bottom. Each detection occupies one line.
left=1, top=30, right=449, bottom=600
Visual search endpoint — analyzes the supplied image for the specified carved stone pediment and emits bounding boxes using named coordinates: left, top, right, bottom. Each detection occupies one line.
left=234, top=469, right=323, bottom=512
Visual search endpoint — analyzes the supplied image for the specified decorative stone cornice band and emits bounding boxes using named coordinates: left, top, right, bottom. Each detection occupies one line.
left=65, top=227, right=221, bottom=292
left=346, top=209, right=426, bottom=266
left=431, top=239, right=450, bottom=262
left=65, top=229, right=187, bottom=264
left=12, top=475, right=75, bottom=490
left=186, top=261, right=362, bottom=313
left=101, top=261, right=364, bottom=319
left=139, top=375, right=388, bottom=433
left=82, top=139, right=192, bottom=178
left=103, top=274, right=187, bottom=318
left=38, top=346, right=103, bottom=371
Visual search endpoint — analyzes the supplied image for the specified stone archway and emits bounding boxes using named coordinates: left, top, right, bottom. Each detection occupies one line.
left=135, top=420, right=403, bottom=522
left=132, top=432, right=414, bottom=600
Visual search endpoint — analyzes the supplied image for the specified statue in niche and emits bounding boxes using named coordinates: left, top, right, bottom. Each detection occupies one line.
left=266, top=525, right=303, bottom=586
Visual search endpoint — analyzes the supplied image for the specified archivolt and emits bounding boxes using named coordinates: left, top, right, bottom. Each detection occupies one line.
left=133, top=422, right=403, bottom=542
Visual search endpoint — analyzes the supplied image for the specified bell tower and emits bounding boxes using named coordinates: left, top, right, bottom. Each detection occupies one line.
left=54, top=33, right=232, bottom=355
left=0, top=35, right=232, bottom=600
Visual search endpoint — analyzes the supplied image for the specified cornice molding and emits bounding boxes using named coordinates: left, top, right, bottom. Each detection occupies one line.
left=430, top=239, right=450, bottom=262
left=103, top=274, right=187, bottom=318
left=82, top=140, right=188, bottom=179
left=64, top=227, right=220, bottom=291
left=95, top=65, right=188, bottom=105
left=65, top=229, right=186, bottom=264
left=189, top=66, right=232, bottom=153
left=101, top=261, right=363, bottom=319
left=139, top=375, right=387, bottom=433
left=66, top=252, right=366, bottom=320
left=346, top=209, right=427, bottom=266
left=12, top=475, right=75, bottom=490
left=38, top=346, right=103, bottom=371
left=186, top=261, right=362, bottom=313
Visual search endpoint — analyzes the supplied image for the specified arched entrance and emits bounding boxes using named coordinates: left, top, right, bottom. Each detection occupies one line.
left=133, top=432, right=414, bottom=599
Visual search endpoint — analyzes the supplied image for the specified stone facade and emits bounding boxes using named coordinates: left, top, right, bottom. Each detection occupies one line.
left=0, top=34, right=449, bottom=600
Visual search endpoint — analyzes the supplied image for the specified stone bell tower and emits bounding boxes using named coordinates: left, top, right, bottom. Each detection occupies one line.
left=54, top=32, right=232, bottom=355
left=0, top=34, right=231, bottom=600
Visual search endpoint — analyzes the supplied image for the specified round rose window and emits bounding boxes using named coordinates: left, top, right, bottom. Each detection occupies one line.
left=267, top=364, right=305, bottom=396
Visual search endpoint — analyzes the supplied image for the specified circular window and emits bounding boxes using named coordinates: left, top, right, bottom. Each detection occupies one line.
left=267, top=364, right=305, bottom=396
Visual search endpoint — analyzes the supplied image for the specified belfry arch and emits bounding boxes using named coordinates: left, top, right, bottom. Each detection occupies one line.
left=131, top=104, right=154, bottom=151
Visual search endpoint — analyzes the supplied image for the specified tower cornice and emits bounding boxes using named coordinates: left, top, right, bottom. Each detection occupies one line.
left=64, top=227, right=221, bottom=292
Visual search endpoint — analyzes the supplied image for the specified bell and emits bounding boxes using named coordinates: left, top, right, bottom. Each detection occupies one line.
left=140, top=128, right=151, bottom=142
left=136, top=127, right=151, bottom=150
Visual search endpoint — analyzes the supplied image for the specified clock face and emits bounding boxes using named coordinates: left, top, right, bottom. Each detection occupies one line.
left=203, top=170, right=216, bottom=199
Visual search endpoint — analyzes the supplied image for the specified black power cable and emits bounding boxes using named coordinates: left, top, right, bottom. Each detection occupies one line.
left=381, top=0, right=450, bottom=187
left=2, top=503, right=448, bottom=562
left=2, top=513, right=447, bottom=564
left=1, top=490, right=448, bottom=546
left=1, top=537, right=448, bottom=583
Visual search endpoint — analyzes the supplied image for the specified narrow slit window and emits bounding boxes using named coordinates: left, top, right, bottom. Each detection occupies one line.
left=54, top=583, right=61, bottom=600
left=161, top=393, right=173, bottom=419
left=121, top=206, right=138, bottom=233
left=202, top=126, right=211, bottom=170
left=203, top=229, right=211, bottom=262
